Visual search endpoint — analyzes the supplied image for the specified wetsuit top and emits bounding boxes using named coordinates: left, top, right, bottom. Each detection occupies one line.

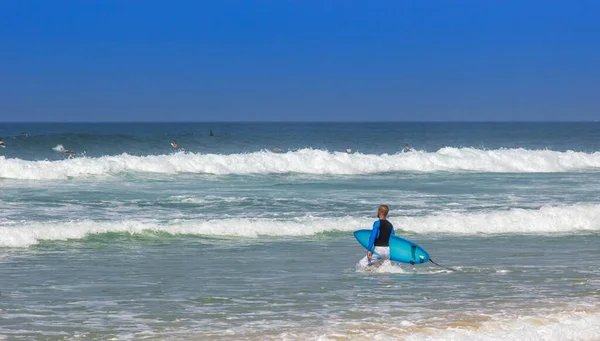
left=367, top=219, right=395, bottom=252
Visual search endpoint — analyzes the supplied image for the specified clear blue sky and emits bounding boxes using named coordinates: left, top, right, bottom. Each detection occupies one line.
left=1, top=1, right=599, bottom=122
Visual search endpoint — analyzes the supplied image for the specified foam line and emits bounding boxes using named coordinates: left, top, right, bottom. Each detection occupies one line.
left=2, top=204, right=599, bottom=247
left=2, top=148, right=600, bottom=179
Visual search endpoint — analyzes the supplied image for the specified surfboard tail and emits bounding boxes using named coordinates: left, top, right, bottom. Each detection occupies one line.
left=388, top=236, right=430, bottom=264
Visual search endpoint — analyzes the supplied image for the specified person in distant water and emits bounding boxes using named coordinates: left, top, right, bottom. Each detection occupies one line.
left=359, top=205, right=396, bottom=267
left=403, top=144, right=411, bottom=152
left=346, top=148, right=352, bottom=153
left=64, top=149, right=77, bottom=159
left=170, top=141, right=185, bottom=151
left=273, top=146, right=283, bottom=153
left=209, top=130, right=214, bottom=136
left=0, top=138, right=5, bottom=146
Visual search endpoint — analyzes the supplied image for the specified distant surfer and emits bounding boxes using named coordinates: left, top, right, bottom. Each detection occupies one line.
left=0, top=138, right=5, bottom=147
left=403, top=144, right=411, bottom=152
left=359, top=205, right=396, bottom=267
left=273, top=146, right=283, bottom=153
left=170, top=141, right=184, bottom=151
left=209, top=130, right=213, bottom=136
left=64, top=150, right=76, bottom=159
left=346, top=148, right=352, bottom=153
left=52, top=144, right=76, bottom=157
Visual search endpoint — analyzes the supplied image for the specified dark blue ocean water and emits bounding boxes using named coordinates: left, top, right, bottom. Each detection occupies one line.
left=2, top=122, right=600, bottom=160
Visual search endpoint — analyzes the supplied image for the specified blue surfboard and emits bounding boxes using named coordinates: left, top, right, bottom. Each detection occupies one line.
left=354, top=229, right=430, bottom=265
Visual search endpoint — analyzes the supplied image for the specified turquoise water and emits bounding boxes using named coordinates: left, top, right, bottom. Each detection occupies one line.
left=1, top=123, right=600, bottom=340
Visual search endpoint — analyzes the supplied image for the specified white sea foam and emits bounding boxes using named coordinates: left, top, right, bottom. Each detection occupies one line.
left=52, top=144, right=66, bottom=153
left=404, top=310, right=600, bottom=341
left=305, top=309, right=600, bottom=341
left=355, top=260, right=408, bottom=273
left=0, top=217, right=364, bottom=248
left=1, top=204, right=599, bottom=247
left=397, top=203, right=600, bottom=234
left=2, top=147, right=600, bottom=179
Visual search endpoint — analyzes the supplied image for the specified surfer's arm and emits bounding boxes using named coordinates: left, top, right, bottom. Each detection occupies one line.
left=367, top=220, right=380, bottom=252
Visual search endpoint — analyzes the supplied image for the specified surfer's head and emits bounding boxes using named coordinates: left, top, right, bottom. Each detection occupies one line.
left=377, top=205, right=389, bottom=219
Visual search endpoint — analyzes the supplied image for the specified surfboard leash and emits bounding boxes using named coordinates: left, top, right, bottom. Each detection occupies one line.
left=429, top=258, right=457, bottom=272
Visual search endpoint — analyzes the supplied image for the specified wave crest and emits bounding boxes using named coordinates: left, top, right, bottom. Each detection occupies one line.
left=2, top=148, right=600, bottom=179
left=2, top=204, right=599, bottom=247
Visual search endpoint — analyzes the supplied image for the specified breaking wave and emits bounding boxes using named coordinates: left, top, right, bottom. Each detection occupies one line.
left=2, top=148, right=600, bottom=180
left=2, top=204, right=599, bottom=247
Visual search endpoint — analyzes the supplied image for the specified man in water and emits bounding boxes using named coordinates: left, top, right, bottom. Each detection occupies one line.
left=64, top=149, right=76, bottom=159
left=359, top=205, right=396, bottom=267
left=403, top=144, right=411, bottom=152
left=209, top=130, right=213, bottom=136
left=0, top=138, right=5, bottom=146
left=273, top=146, right=283, bottom=153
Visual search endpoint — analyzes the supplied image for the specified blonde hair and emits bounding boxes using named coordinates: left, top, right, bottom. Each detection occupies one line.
left=378, top=205, right=389, bottom=217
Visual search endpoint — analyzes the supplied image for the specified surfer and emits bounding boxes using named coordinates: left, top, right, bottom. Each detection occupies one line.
left=360, top=205, right=396, bottom=267
left=209, top=130, right=213, bottom=136
left=170, top=141, right=185, bottom=151
left=273, top=146, right=283, bottom=153
left=52, top=145, right=76, bottom=157
left=57, top=149, right=77, bottom=159
left=403, top=144, right=411, bottom=152
left=0, top=138, right=5, bottom=147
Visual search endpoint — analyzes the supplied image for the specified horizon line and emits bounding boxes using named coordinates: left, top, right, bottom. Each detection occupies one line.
left=1, top=120, right=599, bottom=124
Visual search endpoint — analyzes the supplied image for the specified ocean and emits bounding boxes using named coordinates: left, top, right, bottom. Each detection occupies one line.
left=0, top=122, right=599, bottom=340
